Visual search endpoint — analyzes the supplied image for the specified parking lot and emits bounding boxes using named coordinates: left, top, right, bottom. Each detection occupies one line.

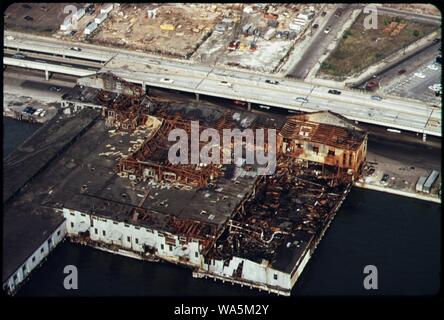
left=384, top=58, right=441, bottom=104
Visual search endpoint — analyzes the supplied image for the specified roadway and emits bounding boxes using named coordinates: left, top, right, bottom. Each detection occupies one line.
left=288, top=4, right=354, bottom=79
left=3, top=30, right=441, bottom=137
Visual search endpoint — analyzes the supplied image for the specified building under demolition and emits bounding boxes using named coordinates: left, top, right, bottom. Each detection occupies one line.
left=3, top=73, right=367, bottom=296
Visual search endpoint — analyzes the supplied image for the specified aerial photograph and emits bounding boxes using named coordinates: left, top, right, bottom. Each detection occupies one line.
left=2, top=2, right=441, bottom=311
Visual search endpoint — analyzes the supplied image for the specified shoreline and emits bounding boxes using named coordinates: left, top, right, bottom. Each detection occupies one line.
left=353, top=181, right=441, bottom=204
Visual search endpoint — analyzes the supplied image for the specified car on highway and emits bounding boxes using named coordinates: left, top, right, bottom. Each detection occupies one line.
left=12, top=54, right=26, bottom=59
left=70, top=47, right=81, bottom=51
left=296, top=97, right=308, bottom=103
left=24, top=15, right=33, bottom=21
left=321, top=11, right=327, bottom=17
left=371, top=95, right=383, bottom=101
left=414, top=72, right=426, bottom=79
left=397, top=69, right=406, bottom=75
left=219, top=80, right=232, bottom=87
left=334, top=9, right=343, bottom=17
left=265, top=79, right=279, bottom=85
left=160, top=78, right=174, bottom=84
left=6, top=35, right=15, bottom=41
left=328, top=89, right=341, bottom=95
left=312, top=23, right=319, bottom=29
left=49, top=86, right=62, bottom=92
left=324, top=26, right=331, bottom=34
left=69, top=31, right=77, bottom=37
left=258, top=105, right=271, bottom=110
left=427, top=63, right=439, bottom=71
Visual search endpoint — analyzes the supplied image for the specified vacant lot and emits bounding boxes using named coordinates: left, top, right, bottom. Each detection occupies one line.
left=4, top=3, right=76, bottom=35
left=319, top=13, right=438, bottom=80
left=91, top=4, right=222, bottom=59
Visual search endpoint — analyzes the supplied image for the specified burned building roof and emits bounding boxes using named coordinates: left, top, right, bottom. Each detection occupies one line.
left=279, top=111, right=367, bottom=151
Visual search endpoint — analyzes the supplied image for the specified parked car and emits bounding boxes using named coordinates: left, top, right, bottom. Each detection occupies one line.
left=334, top=9, right=343, bottom=17
left=265, top=79, right=279, bottom=85
left=328, top=89, right=341, bottom=95
left=160, top=78, right=174, bottom=84
left=414, top=72, right=426, bottom=79
left=6, top=35, right=15, bottom=41
left=427, top=63, right=439, bottom=71
left=296, top=97, right=309, bottom=103
left=68, top=31, right=77, bottom=37
left=380, top=174, right=389, bottom=185
left=23, top=106, right=37, bottom=115
left=34, top=108, right=44, bottom=117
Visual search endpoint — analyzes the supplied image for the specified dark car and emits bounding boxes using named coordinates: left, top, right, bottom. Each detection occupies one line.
left=398, top=69, right=406, bottom=75
left=24, top=15, right=33, bottom=21
left=49, top=86, right=62, bottom=92
left=321, top=11, right=327, bottom=17
left=328, top=89, right=341, bottom=95
left=380, top=174, right=389, bottom=185
left=312, top=23, right=319, bottom=29
left=265, top=79, right=279, bottom=85
left=334, top=9, right=343, bottom=17
left=23, top=106, right=37, bottom=115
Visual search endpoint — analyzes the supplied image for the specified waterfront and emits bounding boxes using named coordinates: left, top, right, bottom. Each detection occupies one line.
left=3, top=117, right=440, bottom=296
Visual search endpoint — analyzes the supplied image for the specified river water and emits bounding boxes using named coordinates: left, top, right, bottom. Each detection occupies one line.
left=3, top=117, right=440, bottom=296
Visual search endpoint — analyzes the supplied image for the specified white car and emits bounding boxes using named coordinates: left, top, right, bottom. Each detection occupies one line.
left=34, top=108, right=43, bottom=117
left=296, top=97, right=308, bottom=103
left=6, top=35, right=15, bottom=41
left=414, top=72, right=426, bottom=79
left=324, top=27, right=331, bottom=34
left=219, top=81, right=232, bottom=87
left=427, top=64, right=439, bottom=71
left=160, top=78, right=174, bottom=84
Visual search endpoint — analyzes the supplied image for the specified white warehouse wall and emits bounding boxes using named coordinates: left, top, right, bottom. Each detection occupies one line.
left=3, top=221, right=67, bottom=294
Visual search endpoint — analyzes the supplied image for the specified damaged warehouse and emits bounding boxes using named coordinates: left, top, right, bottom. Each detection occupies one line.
left=4, top=72, right=367, bottom=296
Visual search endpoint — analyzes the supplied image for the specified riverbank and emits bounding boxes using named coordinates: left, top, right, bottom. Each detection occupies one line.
left=354, top=181, right=441, bottom=204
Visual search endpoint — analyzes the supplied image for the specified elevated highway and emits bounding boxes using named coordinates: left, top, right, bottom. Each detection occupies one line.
left=4, top=31, right=441, bottom=138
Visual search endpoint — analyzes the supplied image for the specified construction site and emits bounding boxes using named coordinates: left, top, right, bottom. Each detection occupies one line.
left=3, top=72, right=368, bottom=296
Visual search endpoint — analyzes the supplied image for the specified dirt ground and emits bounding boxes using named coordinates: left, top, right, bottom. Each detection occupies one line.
left=90, top=4, right=224, bottom=59
left=4, top=3, right=77, bottom=35
left=382, top=4, right=441, bottom=16
left=319, top=12, right=439, bottom=80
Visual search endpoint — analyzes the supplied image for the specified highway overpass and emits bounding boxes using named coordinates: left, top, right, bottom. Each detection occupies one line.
left=4, top=31, right=441, bottom=138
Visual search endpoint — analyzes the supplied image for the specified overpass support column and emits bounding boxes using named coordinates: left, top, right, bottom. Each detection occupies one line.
left=422, top=133, right=427, bottom=142
left=45, top=70, right=51, bottom=81
left=247, top=102, right=251, bottom=111
left=195, top=93, right=200, bottom=102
